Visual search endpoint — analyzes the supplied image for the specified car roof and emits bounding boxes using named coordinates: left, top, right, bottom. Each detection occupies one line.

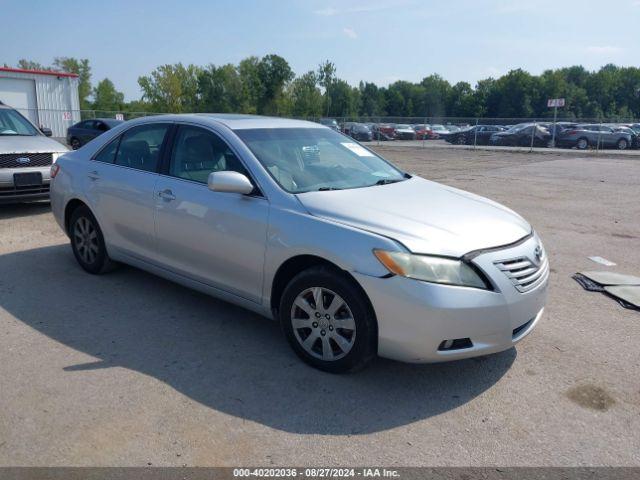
left=126, top=113, right=324, bottom=131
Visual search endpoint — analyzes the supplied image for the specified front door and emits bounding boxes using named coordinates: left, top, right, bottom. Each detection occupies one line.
left=154, top=124, right=269, bottom=303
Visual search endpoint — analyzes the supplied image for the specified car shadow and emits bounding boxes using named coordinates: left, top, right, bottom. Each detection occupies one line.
left=0, top=244, right=516, bottom=435
left=0, top=201, right=51, bottom=220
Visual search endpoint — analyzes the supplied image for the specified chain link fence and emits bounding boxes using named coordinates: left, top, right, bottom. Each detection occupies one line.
left=5, top=107, right=640, bottom=153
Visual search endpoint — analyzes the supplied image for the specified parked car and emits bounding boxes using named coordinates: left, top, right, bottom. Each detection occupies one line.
left=445, top=125, right=505, bottom=145
left=66, top=118, right=124, bottom=150
left=413, top=124, right=433, bottom=140
left=344, top=123, right=373, bottom=142
left=429, top=124, right=450, bottom=139
left=377, top=124, right=397, bottom=139
left=490, top=124, right=552, bottom=147
left=394, top=124, right=417, bottom=140
left=50, top=114, right=547, bottom=372
left=0, top=102, right=68, bottom=202
left=555, top=124, right=632, bottom=150
left=610, top=125, right=640, bottom=149
left=371, top=124, right=395, bottom=141
left=318, top=118, right=339, bottom=131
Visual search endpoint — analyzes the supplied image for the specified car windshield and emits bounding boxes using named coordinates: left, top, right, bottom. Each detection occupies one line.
left=395, top=124, right=411, bottom=129
left=236, top=127, right=406, bottom=193
left=0, top=109, right=40, bottom=136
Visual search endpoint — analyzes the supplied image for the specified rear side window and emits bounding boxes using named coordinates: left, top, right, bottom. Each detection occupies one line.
left=93, top=137, right=120, bottom=163
left=114, top=124, right=170, bottom=173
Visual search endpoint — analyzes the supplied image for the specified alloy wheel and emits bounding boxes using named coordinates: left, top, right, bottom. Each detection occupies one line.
left=73, top=216, right=99, bottom=265
left=290, top=287, right=356, bottom=361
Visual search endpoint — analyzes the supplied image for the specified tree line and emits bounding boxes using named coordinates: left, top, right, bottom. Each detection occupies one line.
left=7, top=56, right=640, bottom=120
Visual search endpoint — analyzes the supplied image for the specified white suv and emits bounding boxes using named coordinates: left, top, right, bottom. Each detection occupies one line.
left=0, top=102, right=68, bottom=202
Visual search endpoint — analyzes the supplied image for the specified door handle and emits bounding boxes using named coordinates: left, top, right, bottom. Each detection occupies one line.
left=87, top=170, right=99, bottom=180
left=158, top=189, right=176, bottom=201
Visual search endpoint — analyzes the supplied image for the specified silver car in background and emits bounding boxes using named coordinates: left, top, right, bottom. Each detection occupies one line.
left=50, top=114, right=548, bottom=372
left=0, top=102, right=68, bottom=202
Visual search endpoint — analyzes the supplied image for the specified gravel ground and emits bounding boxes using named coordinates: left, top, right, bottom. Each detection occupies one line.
left=0, top=147, right=639, bottom=466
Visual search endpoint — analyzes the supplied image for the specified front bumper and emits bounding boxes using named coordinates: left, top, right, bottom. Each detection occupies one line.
left=354, top=235, right=548, bottom=363
left=0, top=166, right=51, bottom=201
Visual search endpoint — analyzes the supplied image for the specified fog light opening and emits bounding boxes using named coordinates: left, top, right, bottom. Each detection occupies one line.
left=438, top=338, right=473, bottom=351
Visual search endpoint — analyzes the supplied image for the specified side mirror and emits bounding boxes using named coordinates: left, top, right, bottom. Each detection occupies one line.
left=40, top=127, right=53, bottom=137
left=207, top=171, right=254, bottom=195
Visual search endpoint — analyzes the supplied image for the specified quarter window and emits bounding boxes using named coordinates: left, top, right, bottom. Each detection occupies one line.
left=168, top=126, right=248, bottom=183
left=93, top=137, right=120, bottom=163
left=114, top=124, right=169, bottom=173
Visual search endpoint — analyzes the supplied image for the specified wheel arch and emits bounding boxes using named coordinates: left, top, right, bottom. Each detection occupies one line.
left=270, top=254, right=379, bottom=353
left=64, top=198, right=91, bottom=235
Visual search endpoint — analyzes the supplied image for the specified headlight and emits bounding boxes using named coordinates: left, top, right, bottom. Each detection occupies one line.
left=373, top=249, right=490, bottom=289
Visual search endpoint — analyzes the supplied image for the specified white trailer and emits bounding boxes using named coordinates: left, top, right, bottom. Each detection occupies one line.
left=0, top=67, right=81, bottom=138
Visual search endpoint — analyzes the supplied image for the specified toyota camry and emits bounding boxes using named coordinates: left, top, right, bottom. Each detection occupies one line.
left=50, top=114, right=548, bottom=373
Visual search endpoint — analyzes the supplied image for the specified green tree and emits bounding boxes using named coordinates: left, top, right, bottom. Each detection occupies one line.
left=17, top=59, right=47, bottom=70
left=288, top=71, right=323, bottom=118
left=138, top=63, right=201, bottom=113
left=256, top=54, right=294, bottom=115
left=92, top=78, right=124, bottom=112
left=198, top=63, right=244, bottom=113
left=317, top=60, right=336, bottom=116
left=359, top=81, right=386, bottom=117
left=52, top=57, right=92, bottom=109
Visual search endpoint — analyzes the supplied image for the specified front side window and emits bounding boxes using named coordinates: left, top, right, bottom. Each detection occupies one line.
left=0, top=109, right=39, bottom=136
left=114, top=123, right=169, bottom=173
left=169, top=125, right=248, bottom=183
left=236, top=128, right=406, bottom=193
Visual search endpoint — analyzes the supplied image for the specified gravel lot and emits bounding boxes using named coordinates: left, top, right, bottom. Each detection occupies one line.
left=1, top=147, right=639, bottom=466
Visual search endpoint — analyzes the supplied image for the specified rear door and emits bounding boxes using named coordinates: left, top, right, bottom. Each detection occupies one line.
left=85, top=122, right=171, bottom=261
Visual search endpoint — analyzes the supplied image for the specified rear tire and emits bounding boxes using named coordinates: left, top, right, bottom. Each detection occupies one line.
left=279, top=266, right=377, bottom=373
left=69, top=206, right=117, bottom=274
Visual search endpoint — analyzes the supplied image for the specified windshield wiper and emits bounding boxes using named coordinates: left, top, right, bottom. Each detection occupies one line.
left=317, top=186, right=343, bottom=191
left=374, top=178, right=403, bottom=186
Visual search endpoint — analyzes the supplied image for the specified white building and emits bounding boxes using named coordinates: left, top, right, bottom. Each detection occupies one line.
left=0, top=67, right=81, bottom=138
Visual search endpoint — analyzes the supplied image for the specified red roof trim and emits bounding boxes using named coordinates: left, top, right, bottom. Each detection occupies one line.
left=0, top=67, right=79, bottom=78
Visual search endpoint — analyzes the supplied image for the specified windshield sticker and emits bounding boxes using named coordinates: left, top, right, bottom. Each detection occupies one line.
left=341, top=142, right=375, bottom=157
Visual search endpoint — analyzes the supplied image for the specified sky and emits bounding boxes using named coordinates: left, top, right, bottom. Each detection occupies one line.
left=2, top=0, right=640, bottom=101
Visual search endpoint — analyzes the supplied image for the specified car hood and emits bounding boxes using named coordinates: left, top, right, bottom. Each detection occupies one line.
left=0, top=135, right=68, bottom=154
left=297, top=176, right=531, bottom=257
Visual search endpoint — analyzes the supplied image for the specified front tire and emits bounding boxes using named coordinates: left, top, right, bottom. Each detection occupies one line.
left=617, top=138, right=628, bottom=150
left=69, top=206, right=117, bottom=274
left=279, top=266, right=377, bottom=373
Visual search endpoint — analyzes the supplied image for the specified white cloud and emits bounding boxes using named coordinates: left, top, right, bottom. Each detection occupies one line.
left=586, top=46, right=623, bottom=54
left=313, top=1, right=413, bottom=16
left=313, top=7, right=339, bottom=16
left=342, top=27, right=358, bottom=39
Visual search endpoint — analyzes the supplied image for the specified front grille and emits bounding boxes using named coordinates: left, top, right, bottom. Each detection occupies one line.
left=494, top=250, right=549, bottom=293
left=0, top=153, right=53, bottom=169
left=0, top=184, right=50, bottom=197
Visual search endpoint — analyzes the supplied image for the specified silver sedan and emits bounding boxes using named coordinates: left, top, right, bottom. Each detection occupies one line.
left=50, top=114, right=548, bottom=373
